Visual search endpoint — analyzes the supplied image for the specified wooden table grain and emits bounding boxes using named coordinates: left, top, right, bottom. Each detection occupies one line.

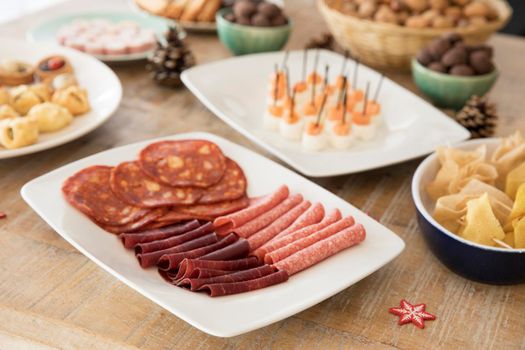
left=1, top=1, right=525, bottom=349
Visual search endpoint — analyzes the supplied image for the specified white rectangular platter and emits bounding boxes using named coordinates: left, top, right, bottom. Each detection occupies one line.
left=22, top=132, right=405, bottom=337
left=182, top=50, right=470, bottom=177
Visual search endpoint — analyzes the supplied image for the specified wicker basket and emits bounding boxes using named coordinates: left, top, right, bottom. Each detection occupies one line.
left=318, top=0, right=512, bottom=71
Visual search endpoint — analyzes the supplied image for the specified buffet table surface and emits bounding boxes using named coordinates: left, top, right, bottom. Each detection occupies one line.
left=0, top=0, right=524, bottom=348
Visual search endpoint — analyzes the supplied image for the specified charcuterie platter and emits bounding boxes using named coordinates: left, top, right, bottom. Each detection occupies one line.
left=182, top=49, right=470, bottom=177
left=22, top=131, right=404, bottom=336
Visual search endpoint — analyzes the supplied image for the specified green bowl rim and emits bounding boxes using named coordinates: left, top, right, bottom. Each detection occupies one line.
left=216, top=8, right=292, bottom=31
left=411, top=58, right=499, bottom=82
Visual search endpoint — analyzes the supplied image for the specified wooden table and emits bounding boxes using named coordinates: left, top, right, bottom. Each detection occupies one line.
left=1, top=1, right=524, bottom=348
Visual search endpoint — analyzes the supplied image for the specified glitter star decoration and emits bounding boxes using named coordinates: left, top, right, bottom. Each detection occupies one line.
left=389, top=299, right=436, bottom=329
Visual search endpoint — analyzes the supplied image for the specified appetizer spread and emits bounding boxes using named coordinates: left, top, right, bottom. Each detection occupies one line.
left=417, top=33, right=495, bottom=76
left=326, top=0, right=501, bottom=29
left=135, top=0, right=224, bottom=23
left=264, top=50, right=383, bottom=151
left=428, top=132, right=525, bottom=249
left=62, top=139, right=367, bottom=296
left=57, top=19, right=157, bottom=56
left=0, top=55, right=91, bottom=150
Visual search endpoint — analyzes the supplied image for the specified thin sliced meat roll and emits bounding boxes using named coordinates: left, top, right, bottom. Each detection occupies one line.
left=247, top=200, right=311, bottom=251
left=199, top=238, right=249, bottom=260
left=173, top=257, right=260, bottom=281
left=214, top=185, right=289, bottom=235
left=119, top=220, right=201, bottom=249
left=137, top=232, right=218, bottom=268
left=159, top=268, right=231, bottom=284
left=253, top=209, right=342, bottom=261
left=268, top=202, right=325, bottom=242
left=199, top=270, right=289, bottom=297
left=264, top=215, right=355, bottom=264
left=233, top=194, right=303, bottom=238
left=273, top=224, right=366, bottom=276
left=158, top=233, right=238, bottom=271
left=135, top=222, right=215, bottom=254
left=184, top=265, right=276, bottom=291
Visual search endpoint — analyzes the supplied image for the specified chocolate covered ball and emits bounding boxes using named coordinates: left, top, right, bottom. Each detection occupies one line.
left=450, top=64, right=474, bottom=76
left=442, top=32, right=462, bottom=44
left=271, top=14, right=288, bottom=26
left=236, top=15, right=252, bottom=25
left=469, top=51, right=493, bottom=74
left=441, top=46, right=467, bottom=67
left=258, top=2, right=281, bottom=19
left=428, top=61, right=447, bottom=73
left=233, top=0, right=257, bottom=18
left=427, top=38, right=451, bottom=60
left=417, top=48, right=433, bottom=66
left=251, top=13, right=271, bottom=26
left=469, top=44, right=493, bottom=58
left=224, top=13, right=236, bottom=22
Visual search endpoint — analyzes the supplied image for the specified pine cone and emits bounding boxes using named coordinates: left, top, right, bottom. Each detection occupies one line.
left=147, top=26, right=195, bottom=88
left=455, top=95, right=498, bottom=138
left=305, top=33, right=335, bottom=51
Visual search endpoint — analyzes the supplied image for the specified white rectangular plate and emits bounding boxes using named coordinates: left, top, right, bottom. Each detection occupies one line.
left=182, top=50, right=470, bottom=177
left=22, top=132, right=405, bottom=337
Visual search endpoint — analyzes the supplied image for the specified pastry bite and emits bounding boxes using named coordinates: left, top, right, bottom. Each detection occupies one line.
left=28, top=102, right=73, bottom=133
left=352, top=82, right=375, bottom=141
left=0, top=59, right=34, bottom=86
left=52, top=85, right=90, bottom=116
left=9, top=85, right=45, bottom=115
left=0, top=105, right=19, bottom=120
left=0, top=87, right=9, bottom=105
left=279, top=94, right=303, bottom=141
left=29, top=83, right=52, bottom=102
left=293, top=80, right=308, bottom=107
left=51, top=73, right=78, bottom=91
left=325, top=102, right=344, bottom=135
left=330, top=121, right=354, bottom=150
left=263, top=104, right=283, bottom=131
left=0, top=116, right=39, bottom=149
left=36, top=56, right=73, bottom=84
left=302, top=92, right=328, bottom=151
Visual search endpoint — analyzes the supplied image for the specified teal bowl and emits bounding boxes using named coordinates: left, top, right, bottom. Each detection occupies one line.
left=216, top=8, right=291, bottom=56
left=412, top=59, right=498, bottom=110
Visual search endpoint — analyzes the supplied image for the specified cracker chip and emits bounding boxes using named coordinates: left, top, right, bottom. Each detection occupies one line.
left=492, top=132, right=525, bottom=189
left=505, top=161, right=525, bottom=200
left=459, top=193, right=505, bottom=247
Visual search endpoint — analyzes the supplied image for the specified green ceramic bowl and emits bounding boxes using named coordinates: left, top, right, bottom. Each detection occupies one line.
left=412, top=59, right=499, bottom=110
left=216, top=8, right=291, bottom=56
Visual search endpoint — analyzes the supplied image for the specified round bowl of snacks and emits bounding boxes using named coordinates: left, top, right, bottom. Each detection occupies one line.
left=216, top=0, right=291, bottom=55
left=412, top=133, right=525, bottom=285
left=318, top=0, right=511, bottom=70
left=412, top=32, right=498, bottom=109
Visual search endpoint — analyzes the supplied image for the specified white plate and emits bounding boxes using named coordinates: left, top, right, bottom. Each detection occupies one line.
left=27, top=12, right=169, bottom=62
left=22, top=132, right=405, bottom=337
left=181, top=50, right=470, bottom=177
left=0, top=38, right=121, bottom=159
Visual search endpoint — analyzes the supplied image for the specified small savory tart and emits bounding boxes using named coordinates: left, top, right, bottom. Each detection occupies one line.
left=330, top=121, right=355, bottom=149
left=36, top=56, right=73, bottom=83
left=9, top=85, right=45, bottom=115
left=0, top=59, right=34, bottom=86
left=302, top=121, right=327, bottom=151
left=279, top=109, right=303, bottom=141
left=51, top=73, right=78, bottom=91
left=263, top=104, right=283, bottom=131
left=0, top=105, right=19, bottom=120
left=28, top=102, right=73, bottom=133
left=52, top=86, right=90, bottom=116
left=0, top=116, right=39, bottom=149
left=352, top=111, right=375, bottom=141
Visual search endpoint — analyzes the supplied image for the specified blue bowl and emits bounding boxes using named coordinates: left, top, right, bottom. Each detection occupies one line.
left=412, top=138, right=525, bottom=285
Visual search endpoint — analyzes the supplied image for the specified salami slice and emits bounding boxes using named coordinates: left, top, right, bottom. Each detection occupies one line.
left=135, top=222, right=215, bottom=254
left=62, top=165, right=149, bottom=226
left=198, top=270, right=289, bottom=297
left=173, top=257, right=260, bottom=281
left=110, top=161, right=202, bottom=208
left=139, top=140, right=227, bottom=188
left=119, top=220, right=200, bottom=249
left=264, top=216, right=355, bottom=264
left=214, top=185, right=289, bottom=235
left=158, top=233, right=238, bottom=271
left=273, top=224, right=366, bottom=275
left=185, top=265, right=276, bottom=291
left=233, top=194, right=303, bottom=238
left=156, top=211, right=212, bottom=223
left=198, top=158, right=247, bottom=204
left=247, top=201, right=311, bottom=251
left=101, top=208, right=166, bottom=234
left=200, top=239, right=249, bottom=260
left=253, top=209, right=342, bottom=261
left=137, top=232, right=218, bottom=268
left=268, top=202, right=325, bottom=242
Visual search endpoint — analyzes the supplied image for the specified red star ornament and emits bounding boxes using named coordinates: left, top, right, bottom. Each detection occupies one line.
left=389, top=299, right=436, bottom=329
